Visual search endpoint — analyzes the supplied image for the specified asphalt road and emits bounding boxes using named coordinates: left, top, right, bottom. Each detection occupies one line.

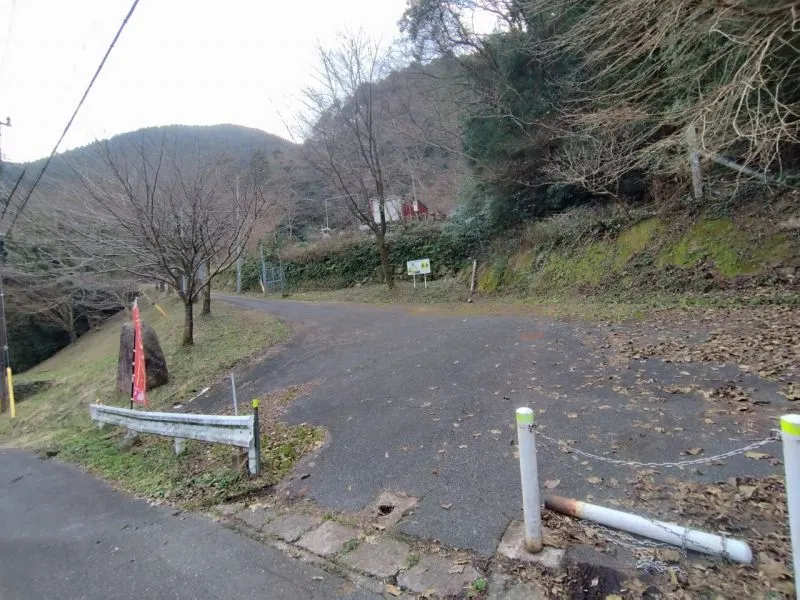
left=200, top=297, right=786, bottom=556
left=0, top=449, right=379, bottom=600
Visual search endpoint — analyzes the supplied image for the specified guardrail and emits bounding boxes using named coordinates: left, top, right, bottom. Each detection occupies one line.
left=89, top=404, right=259, bottom=475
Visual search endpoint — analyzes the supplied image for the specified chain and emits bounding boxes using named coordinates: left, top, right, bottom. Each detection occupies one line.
left=587, top=522, right=673, bottom=551
left=580, top=521, right=689, bottom=574
left=534, top=427, right=780, bottom=469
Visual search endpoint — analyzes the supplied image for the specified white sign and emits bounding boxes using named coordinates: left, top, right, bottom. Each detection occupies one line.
left=407, top=258, right=431, bottom=275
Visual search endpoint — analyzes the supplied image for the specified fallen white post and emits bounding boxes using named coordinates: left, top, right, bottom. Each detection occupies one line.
left=546, top=495, right=753, bottom=564
left=516, top=407, right=542, bottom=553
left=781, top=414, right=800, bottom=597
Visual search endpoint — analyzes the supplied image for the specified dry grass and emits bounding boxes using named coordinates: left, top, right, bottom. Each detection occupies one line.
left=0, top=296, right=330, bottom=509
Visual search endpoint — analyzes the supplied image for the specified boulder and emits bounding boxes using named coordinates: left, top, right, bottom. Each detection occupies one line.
left=116, top=322, right=169, bottom=395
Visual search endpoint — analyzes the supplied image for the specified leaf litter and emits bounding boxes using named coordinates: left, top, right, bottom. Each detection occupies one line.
left=540, top=472, right=793, bottom=598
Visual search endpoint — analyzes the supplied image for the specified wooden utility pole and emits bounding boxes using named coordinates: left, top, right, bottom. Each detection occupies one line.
left=687, top=124, right=703, bottom=200
left=0, top=116, right=11, bottom=413
left=0, top=235, right=9, bottom=413
left=235, top=179, right=242, bottom=293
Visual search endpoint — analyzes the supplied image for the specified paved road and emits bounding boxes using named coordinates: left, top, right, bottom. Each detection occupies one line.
left=0, top=449, right=378, bottom=600
left=200, top=297, right=786, bottom=556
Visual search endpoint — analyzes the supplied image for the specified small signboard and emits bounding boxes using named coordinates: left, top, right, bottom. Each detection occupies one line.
left=407, top=258, right=431, bottom=275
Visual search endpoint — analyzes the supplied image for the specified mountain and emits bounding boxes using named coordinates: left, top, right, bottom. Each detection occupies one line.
left=0, top=124, right=296, bottom=198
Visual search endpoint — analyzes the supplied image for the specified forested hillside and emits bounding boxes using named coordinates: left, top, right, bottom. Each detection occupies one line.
left=266, top=0, right=798, bottom=295
left=3, top=0, right=798, bottom=370
left=0, top=124, right=292, bottom=369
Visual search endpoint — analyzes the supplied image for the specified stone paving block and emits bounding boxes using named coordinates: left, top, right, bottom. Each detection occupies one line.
left=297, top=521, right=360, bottom=557
left=265, top=514, right=322, bottom=542
left=340, top=536, right=411, bottom=578
left=396, top=554, right=481, bottom=597
left=488, top=574, right=546, bottom=600
left=236, top=507, right=279, bottom=531
left=496, top=521, right=565, bottom=569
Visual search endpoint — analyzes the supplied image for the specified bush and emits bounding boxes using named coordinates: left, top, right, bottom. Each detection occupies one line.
left=280, top=224, right=480, bottom=290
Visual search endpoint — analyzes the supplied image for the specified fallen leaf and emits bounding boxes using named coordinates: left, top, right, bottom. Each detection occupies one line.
left=686, top=447, right=703, bottom=456
left=759, top=553, right=791, bottom=579
left=587, top=476, right=603, bottom=485
left=779, top=383, right=800, bottom=401
left=738, top=485, right=757, bottom=499
left=745, top=451, right=772, bottom=460
left=385, top=584, right=402, bottom=597
left=544, top=479, right=561, bottom=489
left=656, top=548, right=681, bottom=562
left=448, top=565, right=464, bottom=574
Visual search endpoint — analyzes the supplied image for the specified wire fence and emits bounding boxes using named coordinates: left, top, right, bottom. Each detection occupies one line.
left=531, top=423, right=782, bottom=568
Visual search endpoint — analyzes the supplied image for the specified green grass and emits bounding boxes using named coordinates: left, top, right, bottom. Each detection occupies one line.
left=0, top=295, right=320, bottom=509
left=403, top=553, right=420, bottom=570
left=615, top=217, right=661, bottom=266
left=468, top=576, right=489, bottom=598
left=658, top=218, right=792, bottom=277
left=0, top=296, right=290, bottom=448
left=340, top=539, right=359, bottom=555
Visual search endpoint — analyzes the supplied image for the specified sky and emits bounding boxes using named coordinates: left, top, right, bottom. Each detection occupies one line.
left=0, top=0, right=411, bottom=162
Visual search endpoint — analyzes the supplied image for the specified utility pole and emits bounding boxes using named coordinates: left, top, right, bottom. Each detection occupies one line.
left=235, top=180, right=242, bottom=293
left=0, top=116, right=10, bottom=181
left=0, top=234, right=9, bottom=413
left=0, top=117, right=10, bottom=413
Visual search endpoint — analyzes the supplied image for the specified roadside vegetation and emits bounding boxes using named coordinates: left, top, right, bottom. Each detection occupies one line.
left=0, top=296, right=323, bottom=509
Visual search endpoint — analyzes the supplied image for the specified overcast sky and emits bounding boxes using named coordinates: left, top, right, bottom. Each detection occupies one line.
left=0, top=0, right=411, bottom=162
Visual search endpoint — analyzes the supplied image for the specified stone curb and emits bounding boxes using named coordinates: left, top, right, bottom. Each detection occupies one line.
left=215, top=502, right=633, bottom=599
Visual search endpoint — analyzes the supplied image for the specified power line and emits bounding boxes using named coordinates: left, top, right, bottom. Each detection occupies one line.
left=3, top=0, right=141, bottom=236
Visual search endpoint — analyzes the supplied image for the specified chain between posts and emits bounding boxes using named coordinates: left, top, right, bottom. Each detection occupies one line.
left=534, top=427, right=781, bottom=469
left=531, top=424, right=779, bottom=563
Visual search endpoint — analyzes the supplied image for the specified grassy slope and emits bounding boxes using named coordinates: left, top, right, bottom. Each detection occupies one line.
left=272, top=208, right=798, bottom=318
left=1, top=296, right=288, bottom=447
left=0, top=296, right=322, bottom=509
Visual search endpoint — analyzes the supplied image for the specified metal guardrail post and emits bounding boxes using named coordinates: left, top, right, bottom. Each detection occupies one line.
left=251, top=399, right=261, bottom=476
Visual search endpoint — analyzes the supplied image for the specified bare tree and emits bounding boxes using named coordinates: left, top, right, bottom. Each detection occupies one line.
left=63, top=134, right=271, bottom=345
left=4, top=220, right=133, bottom=342
left=300, top=33, right=399, bottom=289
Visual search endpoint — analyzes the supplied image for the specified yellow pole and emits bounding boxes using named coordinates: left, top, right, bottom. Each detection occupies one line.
left=6, top=367, right=15, bottom=418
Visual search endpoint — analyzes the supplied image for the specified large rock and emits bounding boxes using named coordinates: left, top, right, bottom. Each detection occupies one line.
left=116, top=322, right=169, bottom=394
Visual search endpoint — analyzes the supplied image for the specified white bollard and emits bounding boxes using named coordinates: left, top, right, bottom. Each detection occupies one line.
left=516, top=407, right=542, bottom=553
left=782, top=414, right=800, bottom=597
